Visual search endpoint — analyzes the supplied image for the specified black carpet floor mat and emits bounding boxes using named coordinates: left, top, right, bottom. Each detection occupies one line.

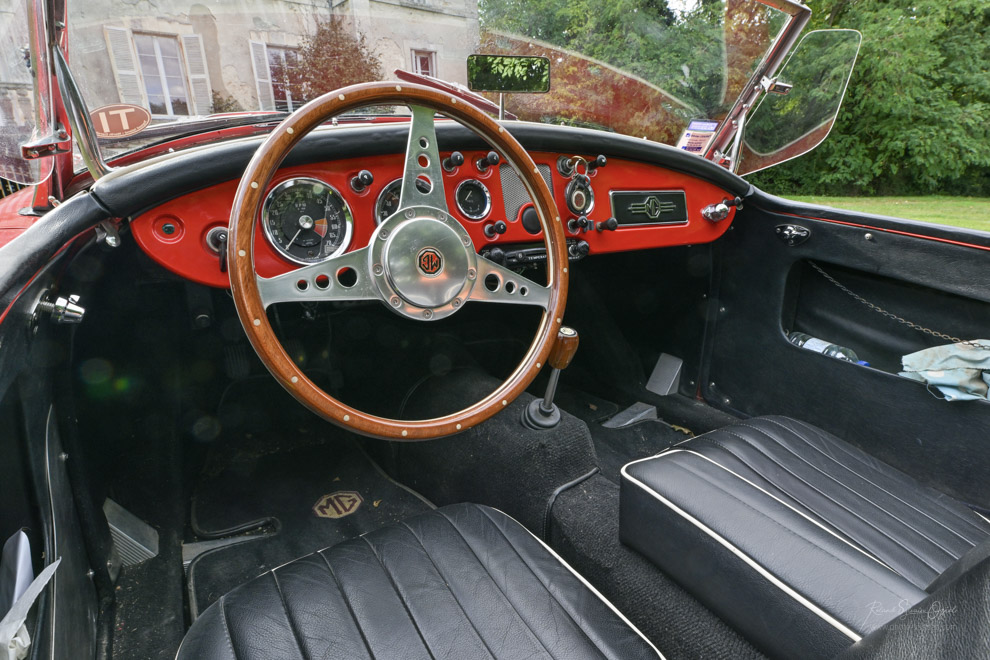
left=550, top=474, right=767, bottom=660
left=556, top=389, right=689, bottom=483
left=391, top=369, right=600, bottom=535
left=187, top=381, right=432, bottom=618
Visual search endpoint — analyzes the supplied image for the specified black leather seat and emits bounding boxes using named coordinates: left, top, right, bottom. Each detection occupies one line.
left=620, top=416, right=990, bottom=660
left=178, top=502, right=662, bottom=660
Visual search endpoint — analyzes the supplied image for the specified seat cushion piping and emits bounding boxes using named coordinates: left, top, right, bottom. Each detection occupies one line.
left=621, top=458, right=862, bottom=643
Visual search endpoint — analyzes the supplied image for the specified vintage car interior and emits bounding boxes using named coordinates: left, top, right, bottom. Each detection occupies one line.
left=2, top=1, right=990, bottom=659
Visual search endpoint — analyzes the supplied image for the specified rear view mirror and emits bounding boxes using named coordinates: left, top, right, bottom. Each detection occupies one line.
left=467, top=55, right=550, bottom=94
left=738, top=29, right=861, bottom=176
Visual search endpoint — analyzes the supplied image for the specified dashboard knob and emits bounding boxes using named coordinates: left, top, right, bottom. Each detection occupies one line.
left=443, top=151, right=465, bottom=172
left=484, top=220, right=507, bottom=238
left=476, top=151, right=500, bottom=173
left=350, top=169, right=374, bottom=192
left=486, top=247, right=506, bottom=264
left=596, top=217, right=618, bottom=232
left=587, top=154, right=607, bottom=172
left=568, top=240, right=590, bottom=259
left=567, top=215, right=592, bottom=233
left=520, top=205, right=541, bottom=235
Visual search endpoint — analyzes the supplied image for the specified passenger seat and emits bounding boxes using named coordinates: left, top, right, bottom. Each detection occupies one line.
left=620, top=416, right=990, bottom=659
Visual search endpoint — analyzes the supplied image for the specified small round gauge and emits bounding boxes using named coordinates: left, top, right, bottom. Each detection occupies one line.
left=375, top=179, right=403, bottom=225
left=375, top=178, right=439, bottom=224
left=262, top=178, right=352, bottom=265
left=455, top=179, right=492, bottom=220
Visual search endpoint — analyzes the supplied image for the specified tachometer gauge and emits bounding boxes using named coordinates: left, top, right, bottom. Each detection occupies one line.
left=375, top=179, right=402, bottom=225
left=455, top=179, right=491, bottom=220
left=262, top=178, right=353, bottom=265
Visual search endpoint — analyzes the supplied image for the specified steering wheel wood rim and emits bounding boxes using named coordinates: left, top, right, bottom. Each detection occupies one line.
left=228, top=82, right=568, bottom=440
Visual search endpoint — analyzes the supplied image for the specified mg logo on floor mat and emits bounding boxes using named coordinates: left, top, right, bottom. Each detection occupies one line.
left=313, top=491, right=363, bottom=519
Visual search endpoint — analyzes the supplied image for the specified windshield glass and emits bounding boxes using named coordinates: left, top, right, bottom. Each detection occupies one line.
left=64, top=0, right=788, bottom=164
left=0, top=0, right=54, bottom=185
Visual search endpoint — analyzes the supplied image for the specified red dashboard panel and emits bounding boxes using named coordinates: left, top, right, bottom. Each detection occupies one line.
left=130, top=150, right=736, bottom=288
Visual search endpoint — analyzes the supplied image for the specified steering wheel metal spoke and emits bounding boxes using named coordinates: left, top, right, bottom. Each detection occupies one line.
left=398, top=105, right=448, bottom=212
left=257, top=247, right=378, bottom=307
left=469, top=255, right=551, bottom=309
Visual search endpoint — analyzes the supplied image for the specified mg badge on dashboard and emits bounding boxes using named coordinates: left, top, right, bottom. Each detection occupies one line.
left=629, top=196, right=676, bottom=220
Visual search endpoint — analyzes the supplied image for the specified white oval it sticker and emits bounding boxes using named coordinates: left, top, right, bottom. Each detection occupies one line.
left=89, top=104, right=152, bottom=138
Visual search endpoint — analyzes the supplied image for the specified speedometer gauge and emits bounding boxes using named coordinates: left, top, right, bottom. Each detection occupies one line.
left=262, top=178, right=353, bottom=265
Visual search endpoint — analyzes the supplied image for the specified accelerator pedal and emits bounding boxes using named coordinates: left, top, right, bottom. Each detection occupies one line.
left=602, top=402, right=659, bottom=429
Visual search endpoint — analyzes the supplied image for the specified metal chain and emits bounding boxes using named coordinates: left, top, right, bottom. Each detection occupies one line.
left=807, top=261, right=990, bottom=350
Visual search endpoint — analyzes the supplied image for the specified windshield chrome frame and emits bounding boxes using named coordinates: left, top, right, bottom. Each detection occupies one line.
left=703, top=0, right=812, bottom=171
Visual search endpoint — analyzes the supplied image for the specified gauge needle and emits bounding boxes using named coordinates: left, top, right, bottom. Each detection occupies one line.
left=287, top=227, right=303, bottom=246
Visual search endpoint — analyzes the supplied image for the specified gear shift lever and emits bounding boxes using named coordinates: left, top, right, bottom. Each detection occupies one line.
left=521, top=327, right=579, bottom=429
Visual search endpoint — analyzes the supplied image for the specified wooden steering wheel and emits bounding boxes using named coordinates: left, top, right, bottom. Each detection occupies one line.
left=227, top=82, right=568, bottom=440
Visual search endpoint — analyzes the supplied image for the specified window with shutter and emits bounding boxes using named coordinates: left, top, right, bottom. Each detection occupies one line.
left=133, top=33, right=192, bottom=117
left=250, top=41, right=275, bottom=111
left=181, top=34, right=212, bottom=115
left=266, top=47, right=304, bottom=112
left=104, top=27, right=147, bottom=106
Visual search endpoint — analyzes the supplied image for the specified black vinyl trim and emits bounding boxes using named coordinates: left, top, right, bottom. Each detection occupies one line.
left=748, top=188, right=990, bottom=251
left=0, top=192, right=109, bottom=313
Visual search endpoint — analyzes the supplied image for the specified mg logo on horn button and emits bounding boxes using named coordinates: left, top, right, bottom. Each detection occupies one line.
left=418, top=247, right=444, bottom=276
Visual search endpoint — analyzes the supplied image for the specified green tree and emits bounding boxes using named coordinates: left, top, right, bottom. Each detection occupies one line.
left=480, top=0, right=785, bottom=123
left=749, top=0, right=990, bottom=196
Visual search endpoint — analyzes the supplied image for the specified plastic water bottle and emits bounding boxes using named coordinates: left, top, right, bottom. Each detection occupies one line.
left=788, top=332, right=866, bottom=364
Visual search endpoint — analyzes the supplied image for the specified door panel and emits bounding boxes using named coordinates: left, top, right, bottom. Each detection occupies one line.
left=705, top=192, right=990, bottom=509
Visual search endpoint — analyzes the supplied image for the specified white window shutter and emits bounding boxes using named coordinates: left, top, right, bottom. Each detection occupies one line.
left=250, top=41, right=275, bottom=111
left=104, top=27, right=146, bottom=106
left=181, top=34, right=213, bottom=115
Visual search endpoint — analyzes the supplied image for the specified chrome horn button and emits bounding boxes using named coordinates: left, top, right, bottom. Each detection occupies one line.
left=370, top=206, right=477, bottom=321
left=384, top=218, right=468, bottom=307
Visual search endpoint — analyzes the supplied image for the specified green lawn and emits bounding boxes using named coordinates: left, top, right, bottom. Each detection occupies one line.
left=787, top=196, right=990, bottom=233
